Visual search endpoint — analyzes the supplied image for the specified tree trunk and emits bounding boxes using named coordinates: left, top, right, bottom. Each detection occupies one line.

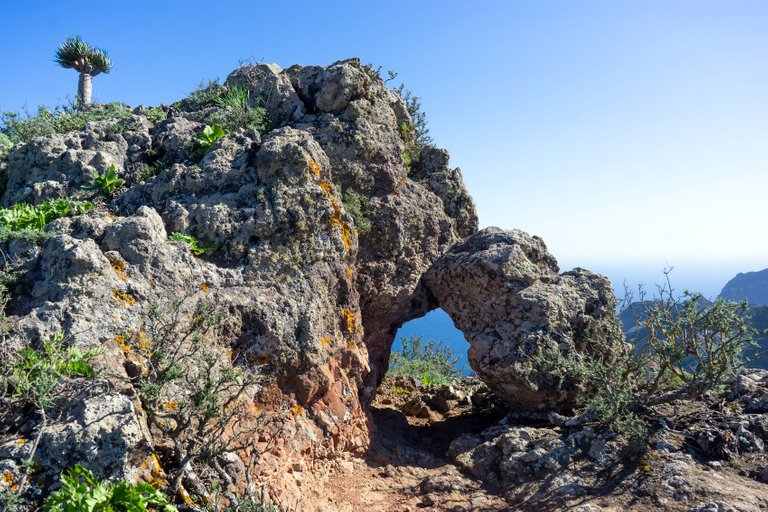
left=78, top=71, right=93, bottom=107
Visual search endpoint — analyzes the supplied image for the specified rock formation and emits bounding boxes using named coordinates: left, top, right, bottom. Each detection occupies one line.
left=423, top=227, right=625, bottom=411
left=0, top=58, right=478, bottom=503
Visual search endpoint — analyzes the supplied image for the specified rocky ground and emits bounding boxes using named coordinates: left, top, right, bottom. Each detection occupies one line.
left=291, top=373, right=768, bottom=512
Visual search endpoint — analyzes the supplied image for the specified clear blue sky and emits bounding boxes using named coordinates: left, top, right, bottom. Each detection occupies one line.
left=3, top=1, right=767, bottom=294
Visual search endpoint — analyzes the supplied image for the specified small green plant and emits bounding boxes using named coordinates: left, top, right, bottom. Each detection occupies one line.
left=84, top=164, right=126, bottom=195
left=342, top=190, right=372, bottom=234
left=181, top=80, right=226, bottom=111
left=143, top=107, right=167, bottom=124
left=0, top=199, right=93, bottom=232
left=169, top=232, right=217, bottom=256
left=206, top=85, right=268, bottom=132
left=388, top=336, right=462, bottom=386
left=0, top=132, right=12, bottom=160
left=1, top=331, right=103, bottom=407
left=1, top=103, right=130, bottom=145
left=383, top=69, right=433, bottom=172
left=44, top=464, right=177, bottom=512
left=138, top=161, right=169, bottom=182
left=193, top=124, right=226, bottom=152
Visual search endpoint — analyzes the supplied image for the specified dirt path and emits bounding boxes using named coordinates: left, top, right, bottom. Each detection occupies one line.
left=295, top=404, right=510, bottom=512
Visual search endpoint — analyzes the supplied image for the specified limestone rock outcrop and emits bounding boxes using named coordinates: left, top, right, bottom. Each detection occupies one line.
left=423, top=227, right=625, bottom=412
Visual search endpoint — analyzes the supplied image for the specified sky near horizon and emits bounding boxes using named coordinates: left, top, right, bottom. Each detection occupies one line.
left=2, top=1, right=766, bottom=289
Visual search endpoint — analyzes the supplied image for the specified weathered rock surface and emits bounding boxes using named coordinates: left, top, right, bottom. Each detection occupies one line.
left=0, top=58, right=476, bottom=505
left=423, top=226, right=625, bottom=412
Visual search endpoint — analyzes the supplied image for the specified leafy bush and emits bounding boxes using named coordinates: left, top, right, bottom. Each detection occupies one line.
left=0, top=331, right=103, bottom=407
left=44, top=464, right=177, bottom=512
left=84, top=164, right=125, bottom=195
left=169, top=232, right=217, bottom=256
left=386, top=70, right=433, bottom=172
left=206, top=85, right=267, bottom=133
left=181, top=80, right=227, bottom=111
left=342, top=190, right=372, bottom=234
left=536, top=276, right=763, bottom=441
left=180, top=81, right=267, bottom=133
left=193, top=125, right=226, bottom=153
left=0, top=133, right=12, bottom=160
left=118, top=295, right=268, bottom=503
left=0, top=199, right=93, bottom=232
left=143, top=107, right=167, bottom=124
left=388, top=336, right=462, bottom=386
left=1, top=103, right=130, bottom=145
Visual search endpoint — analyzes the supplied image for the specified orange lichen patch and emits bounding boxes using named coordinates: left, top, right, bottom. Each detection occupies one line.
left=114, top=334, right=130, bottom=353
left=308, top=160, right=321, bottom=178
left=347, top=340, right=356, bottom=350
left=342, top=308, right=357, bottom=333
left=110, top=259, right=128, bottom=281
left=139, top=452, right=166, bottom=488
left=161, top=401, right=179, bottom=413
left=319, top=180, right=353, bottom=255
left=291, top=404, right=305, bottom=416
left=112, top=289, right=137, bottom=308
left=179, top=487, right=199, bottom=507
left=320, top=336, right=332, bottom=347
left=16, top=439, right=26, bottom=445
left=346, top=267, right=354, bottom=277
left=199, top=282, right=211, bottom=293
left=390, top=176, right=407, bottom=195
left=116, top=330, right=152, bottom=360
left=1, top=471, right=18, bottom=492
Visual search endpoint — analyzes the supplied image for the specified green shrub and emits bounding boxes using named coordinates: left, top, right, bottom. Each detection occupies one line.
left=84, top=164, right=125, bottom=195
left=388, top=336, right=462, bottom=386
left=44, top=464, right=177, bottom=512
left=0, top=132, right=12, bottom=160
left=0, top=331, right=103, bottom=407
left=1, top=103, right=130, bottom=145
left=193, top=125, right=227, bottom=153
left=383, top=69, right=433, bottom=172
left=143, top=107, right=167, bottom=124
left=0, top=199, right=93, bottom=232
left=120, top=295, right=267, bottom=502
left=342, top=190, right=372, bottom=234
left=206, top=85, right=267, bottom=133
left=179, top=81, right=267, bottom=133
left=169, top=232, right=217, bottom=256
left=181, top=80, right=227, bottom=111
left=535, top=277, right=763, bottom=441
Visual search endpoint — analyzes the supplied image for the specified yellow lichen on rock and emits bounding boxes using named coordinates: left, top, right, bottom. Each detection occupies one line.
left=308, top=160, right=321, bottom=178
left=342, top=308, right=357, bottom=333
left=319, top=180, right=353, bottom=255
left=112, top=289, right=136, bottom=308
left=320, top=336, right=332, bottom=346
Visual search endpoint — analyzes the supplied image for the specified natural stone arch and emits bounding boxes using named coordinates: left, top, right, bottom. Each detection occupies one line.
left=412, top=227, right=626, bottom=413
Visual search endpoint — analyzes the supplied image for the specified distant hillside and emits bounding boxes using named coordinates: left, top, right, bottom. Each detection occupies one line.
left=719, top=268, right=768, bottom=306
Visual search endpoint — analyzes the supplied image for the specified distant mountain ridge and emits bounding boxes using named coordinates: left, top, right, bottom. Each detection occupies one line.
left=719, top=268, right=768, bottom=306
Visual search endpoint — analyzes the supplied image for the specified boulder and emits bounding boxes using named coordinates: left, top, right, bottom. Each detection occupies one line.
left=424, top=227, right=625, bottom=412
